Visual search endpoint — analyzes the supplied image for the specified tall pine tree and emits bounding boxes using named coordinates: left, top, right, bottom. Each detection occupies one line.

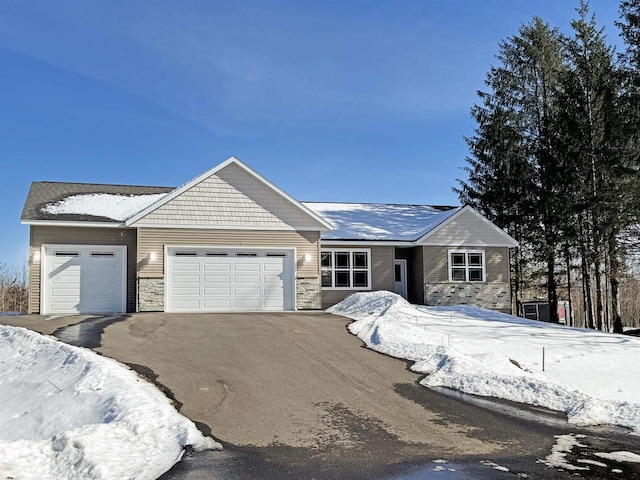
left=557, top=0, right=622, bottom=330
left=613, top=0, right=640, bottom=331
left=457, top=17, right=566, bottom=320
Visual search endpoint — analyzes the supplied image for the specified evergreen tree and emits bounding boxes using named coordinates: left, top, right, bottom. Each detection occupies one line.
left=557, top=0, right=622, bottom=330
left=456, top=18, right=566, bottom=320
left=613, top=0, right=640, bottom=332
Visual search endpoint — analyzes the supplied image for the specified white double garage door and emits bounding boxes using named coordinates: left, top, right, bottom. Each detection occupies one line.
left=42, top=245, right=295, bottom=314
left=165, top=247, right=295, bottom=312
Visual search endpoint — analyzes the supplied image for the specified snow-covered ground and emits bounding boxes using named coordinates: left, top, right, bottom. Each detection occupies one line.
left=329, top=291, right=640, bottom=434
left=0, top=325, right=220, bottom=480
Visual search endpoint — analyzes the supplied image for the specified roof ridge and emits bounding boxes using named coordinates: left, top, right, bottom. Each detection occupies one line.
left=31, top=180, right=175, bottom=189
left=302, top=201, right=459, bottom=209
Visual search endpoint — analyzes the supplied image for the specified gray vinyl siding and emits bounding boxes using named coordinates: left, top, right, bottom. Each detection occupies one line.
left=321, top=245, right=394, bottom=309
left=28, top=226, right=137, bottom=314
left=132, top=162, right=325, bottom=230
left=423, top=245, right=511, bottom=311
left=423, top=246, right=509, bottom=283
left=137, top=228, right=320, bottom=279
left=423, top=208, right=514, bottom=247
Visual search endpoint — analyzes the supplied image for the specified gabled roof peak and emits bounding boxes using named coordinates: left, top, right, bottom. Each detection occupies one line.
left=125, top=157, right=333, bottom=230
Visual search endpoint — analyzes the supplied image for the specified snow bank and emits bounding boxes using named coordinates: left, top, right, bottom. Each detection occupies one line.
left=0, top=326, right=220, bottom=480
left=42, top=193, right=167, bottom=221
left=329, top=291, right=640, bottom=434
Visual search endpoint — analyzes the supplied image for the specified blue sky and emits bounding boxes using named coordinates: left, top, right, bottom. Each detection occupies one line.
left=0, top=0, right=623, bottom=268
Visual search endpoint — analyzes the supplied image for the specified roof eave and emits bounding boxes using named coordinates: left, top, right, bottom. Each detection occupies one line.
left=21, top=219, right=127, bottom=228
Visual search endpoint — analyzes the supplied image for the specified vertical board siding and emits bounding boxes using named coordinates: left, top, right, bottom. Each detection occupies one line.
left=137, top=228, right=320, bottom=279
left=29, top=226, right=137, bottom=313
left=133, top=162, right=324, bottom=229
left=321, top=245, right=394, bottom=309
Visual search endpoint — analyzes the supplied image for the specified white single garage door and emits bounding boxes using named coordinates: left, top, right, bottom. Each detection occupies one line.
left=166, top=247, right=295, bottom=312
left=42, top=245, right=126, bottom=315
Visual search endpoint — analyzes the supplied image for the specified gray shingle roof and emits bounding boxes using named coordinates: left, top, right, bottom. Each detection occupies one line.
left=21, top=181, right=174, bottom=222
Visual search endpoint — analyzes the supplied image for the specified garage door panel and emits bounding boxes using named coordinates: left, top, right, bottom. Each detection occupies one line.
left=50, top=287, right=81, bottom=297
left=262, top=274, right=283, bottom=284
left=203, top=263, right=231, bottom=272
left=51, top=301, right=80, bottom=312
left=234, top=263, right=261, bottom=272
left=234, top=274, right=261, bottom=284
left=203, top=274, right=232, bottom=284
left=172, top=274, right=201, bottom=284
left=263, top=263, right=285, bottom=272
left=234, top=286, right=261, bottom=295
left=50, top=273, right=81, bottom=284
left=167, top=248, right=294, bottom=312
left=173, top=286, right=201, bottom=296
left=203, top=286, right=232, bottom=295
left=234, top=298, right=261, bottom=309
left=173, top=263, right=201, bottom=272
left=263, top=299, right=284, bottom=308
left=171, top=299, right=202, bottom=310
left=203, top=299, right=233, bottom=309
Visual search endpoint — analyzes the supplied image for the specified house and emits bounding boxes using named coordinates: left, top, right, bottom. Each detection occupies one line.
left=21, top=157, right=518, bottom=315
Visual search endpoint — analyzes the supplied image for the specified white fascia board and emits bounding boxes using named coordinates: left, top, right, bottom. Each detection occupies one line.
left=320, top=239, right=415, bottom=247
left=22, top=220, right=126, bottom=228
left=134, top=223, right=322, bottom=231
left=421, top=240, right=520, bottom=248
left=416, top=205, right=519, bottom=248
left=165, top=244, right=298, bottom=251
left=126, top=156, right=333, bottom=231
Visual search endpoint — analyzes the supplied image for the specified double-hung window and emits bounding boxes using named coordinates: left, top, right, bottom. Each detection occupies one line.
left=321, top=249, right=371, bottom=289
left=448, top=250, right=485, bottom=282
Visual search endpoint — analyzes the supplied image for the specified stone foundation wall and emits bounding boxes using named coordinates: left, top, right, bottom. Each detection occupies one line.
left=296, top=277, right=321, bottom=310
left=138, top=278, right=164, bottom=311
left=425, top=282, right=511, bottom=312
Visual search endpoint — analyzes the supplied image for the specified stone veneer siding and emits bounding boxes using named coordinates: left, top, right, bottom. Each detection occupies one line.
left=425, top=282, right=510, bottom=313
left=138, top=278, right=164, bottom=311
left=296, top=277, right=321, bottom=310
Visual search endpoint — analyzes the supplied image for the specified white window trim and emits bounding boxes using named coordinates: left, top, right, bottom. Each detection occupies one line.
left=321, top=248, right=372, bottom=290
left=448, top=249, right=486, bottom=283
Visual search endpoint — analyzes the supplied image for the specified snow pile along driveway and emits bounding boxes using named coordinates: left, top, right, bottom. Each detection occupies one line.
left=0, top=326, right=220, bottom=480
left=329, top=291, right=640, bottom=434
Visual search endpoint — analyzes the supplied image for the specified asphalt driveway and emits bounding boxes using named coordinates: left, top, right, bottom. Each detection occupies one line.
left=97, top=312, right=504, bottom=453
left=4, top=312, right=639, bottom=479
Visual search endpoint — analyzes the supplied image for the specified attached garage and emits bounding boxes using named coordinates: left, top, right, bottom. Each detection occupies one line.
left=165, top=247, right=295, bottom=312
left=22, top=158, right=332, bottom=313
left=41, top=245, right=127, bottom=315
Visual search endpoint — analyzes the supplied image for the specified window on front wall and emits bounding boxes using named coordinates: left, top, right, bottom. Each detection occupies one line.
left=321, top=249, right=371, bottom=289
left=449, top=250, right=485, bottom=282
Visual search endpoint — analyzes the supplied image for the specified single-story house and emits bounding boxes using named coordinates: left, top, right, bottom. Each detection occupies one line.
left=21, top=157, right=518, bottom=315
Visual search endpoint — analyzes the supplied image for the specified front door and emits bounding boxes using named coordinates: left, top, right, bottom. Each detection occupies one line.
left=394, top=259, right=407, bottom=299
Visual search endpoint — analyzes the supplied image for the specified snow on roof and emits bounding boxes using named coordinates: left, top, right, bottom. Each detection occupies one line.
left=303, top=202, right=459, bottom=241
left=42, top=193, right=169, bottom=221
